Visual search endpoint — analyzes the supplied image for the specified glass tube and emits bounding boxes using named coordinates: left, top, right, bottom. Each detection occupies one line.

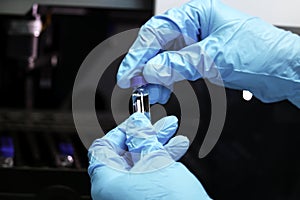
left=131, top=76, right=151, bottom=120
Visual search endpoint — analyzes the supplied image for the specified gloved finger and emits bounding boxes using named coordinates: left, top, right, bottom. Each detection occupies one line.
left=116, top=1, right=205, bottom=89
left=122, top=112, right=162, bottom=152
left=117, top=0, right=248, bottom=89
left=153, top=115, right=178, bottom=145
left=88, top=119, right=132, bottom=174
left=120, top=113, right=167, bottom=163
left=143, top=40, right=219, bottom=88
left=147, top=84, right=172, bottom=104
left=164, top=135, right=189, bottom=161
left=153, top=116, right=189, bottom=161
left=102, top=124, right=127, bottom=153
left=88, top=125, right=126, bottom=158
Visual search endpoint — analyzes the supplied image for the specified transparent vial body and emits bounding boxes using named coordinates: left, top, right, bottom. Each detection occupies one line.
left=131, top=86, right=151, bottom=120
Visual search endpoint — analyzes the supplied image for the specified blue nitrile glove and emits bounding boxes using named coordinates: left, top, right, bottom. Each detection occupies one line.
left=88, top=113, right=211, bottom=200
left=117, top=0, right=300, bottom=108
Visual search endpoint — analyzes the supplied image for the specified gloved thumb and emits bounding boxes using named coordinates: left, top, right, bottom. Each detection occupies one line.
left=143, top=41, right=219, bottom=87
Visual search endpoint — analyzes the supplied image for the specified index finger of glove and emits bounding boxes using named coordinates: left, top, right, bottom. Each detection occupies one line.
left=116, top=30, right=162, bottom=89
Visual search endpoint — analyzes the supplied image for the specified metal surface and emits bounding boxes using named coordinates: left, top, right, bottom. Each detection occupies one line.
left=0, top=0, right=153, bottom=15
left=7, top=19, right=42, bottom=36
left=0, top=110, right=75, bottom=133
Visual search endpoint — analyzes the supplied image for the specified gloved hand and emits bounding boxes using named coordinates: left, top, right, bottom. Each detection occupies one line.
left=117, top=0, right=300, bottom=108
left=88, top=113, right=211, bottom=200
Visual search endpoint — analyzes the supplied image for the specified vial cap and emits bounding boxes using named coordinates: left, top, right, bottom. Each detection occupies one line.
left=0, top=136, right=14, bottom=157
left=130, top=76, right=147, bottom=88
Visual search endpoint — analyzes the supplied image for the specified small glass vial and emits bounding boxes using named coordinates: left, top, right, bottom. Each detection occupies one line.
left=131, top=76, right=151, bottom=120
left=0, top=136, right=14, bottom=168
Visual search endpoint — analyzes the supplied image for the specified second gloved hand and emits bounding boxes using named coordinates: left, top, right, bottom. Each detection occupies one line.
left=88, top=113, right=211, bottom=200
left=117, top=0, right=300, bottom=108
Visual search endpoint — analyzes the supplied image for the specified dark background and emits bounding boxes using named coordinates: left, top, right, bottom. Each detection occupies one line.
left=0, top=3, right=299, bottom=200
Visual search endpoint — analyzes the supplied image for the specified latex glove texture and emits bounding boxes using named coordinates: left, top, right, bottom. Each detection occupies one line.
left=117, top=0, right=300, bottom=108
left=88, top=113, right=211, bottom=200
